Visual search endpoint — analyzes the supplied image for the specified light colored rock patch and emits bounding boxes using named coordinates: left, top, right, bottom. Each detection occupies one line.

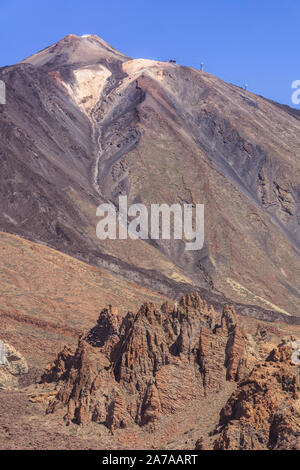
left=71, top=65, right=111, bottom=114
left=123, top=59, right=164, bottom=76
left=122, top=59, right=171, bottom=84
left=226, top=278, right=291, bottom=316
left=0, top=342, right=28, bottom=390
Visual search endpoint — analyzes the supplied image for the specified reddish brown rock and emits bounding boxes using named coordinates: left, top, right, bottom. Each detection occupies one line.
left=195, top=437, right=210, bottom=450
left=213, top=344, right=300, bottom=450
left=198, top=327, right=227, bottom=393
left=141, top=382, right=162, bottom=426
left=221, top=305, right=248, bottom=382
left=106, top=392, right=129, bottom=433
left=43, top=296, right=251, bottom=432
left=41, top=345, right=75, bottom=384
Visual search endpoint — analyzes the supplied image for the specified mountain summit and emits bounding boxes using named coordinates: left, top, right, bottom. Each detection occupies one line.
left=21, top=34, right=130, bottom=67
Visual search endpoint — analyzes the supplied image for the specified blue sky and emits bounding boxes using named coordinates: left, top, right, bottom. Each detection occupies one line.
left=0, top=0, right=299, bottom=106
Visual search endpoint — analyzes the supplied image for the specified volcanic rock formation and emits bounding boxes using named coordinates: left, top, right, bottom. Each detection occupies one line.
left=213, top=343, right=300, bottom=450
left=43, top=294, right=250, bottom=431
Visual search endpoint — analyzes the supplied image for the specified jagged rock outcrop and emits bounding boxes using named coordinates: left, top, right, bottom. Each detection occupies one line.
left=221, top=305, right=248, bottom=381
left=213, top=344, right=300, bottom=450
left=0, top=342, right=28, bottom=390
left=42, top=346, right=75, bottom=384
left=43, top=294, right=248, bottom=431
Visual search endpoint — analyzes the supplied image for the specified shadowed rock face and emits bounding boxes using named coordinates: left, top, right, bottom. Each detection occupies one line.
left=42, top=294, right=250, bottom=431
left=0, top=33, right=299, bottom=318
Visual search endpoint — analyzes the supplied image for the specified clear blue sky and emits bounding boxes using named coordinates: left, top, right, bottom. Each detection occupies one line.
left=0, top=0, right=299, bottom=106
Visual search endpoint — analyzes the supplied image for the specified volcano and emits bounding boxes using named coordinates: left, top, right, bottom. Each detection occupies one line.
left=1, top=34, right=300, bottom=321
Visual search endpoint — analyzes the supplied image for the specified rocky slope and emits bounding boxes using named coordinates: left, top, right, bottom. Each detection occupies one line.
left=213, top=342, right=300, bottom=450
left=0, top=230, right=168, bottom=368
left=0, top=34, right=299, bottom=317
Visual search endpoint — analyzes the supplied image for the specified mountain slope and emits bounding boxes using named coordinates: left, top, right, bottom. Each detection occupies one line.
left=0, top=34, right=299, bottom=317
left=0, top=231, right=168, bottom=368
